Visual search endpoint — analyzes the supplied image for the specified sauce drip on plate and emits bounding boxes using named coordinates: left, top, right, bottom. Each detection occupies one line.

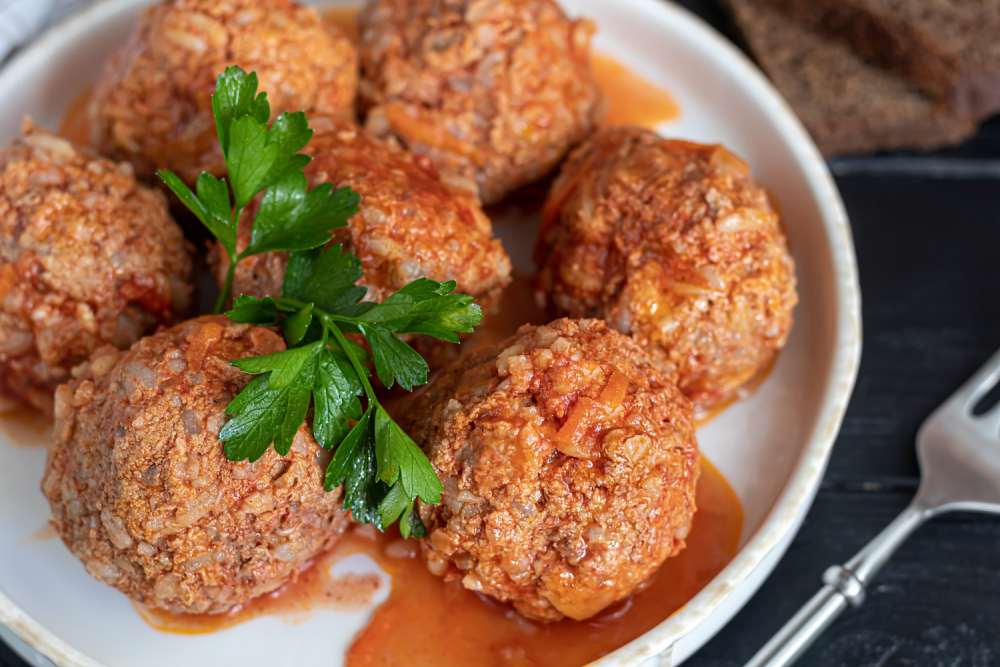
left=592, top=54, right=680, bottom=128
left=346, top=458, right=740, bottom=667
left=136, top=544, right=383, bottom=634
left=0, top=406, right=51, bottom=448
left=58, top=86, right=92, bottom=146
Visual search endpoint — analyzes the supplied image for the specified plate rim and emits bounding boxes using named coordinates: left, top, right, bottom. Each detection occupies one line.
left=0, top=0, right=862, bottom=665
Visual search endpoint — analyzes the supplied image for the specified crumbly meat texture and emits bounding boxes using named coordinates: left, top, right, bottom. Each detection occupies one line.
left=90, top=0, right=358, bottom=183
left=404, top=318, right=699, bottom=622
left=219, top=118, right=512, bottom=307
left=0, top=127, right=192, bottom=414
left=41, top=317, right=350, bottom=615
left=535, top=128, right=797, bottom=413
left=358, top=0, right=603, bottom=204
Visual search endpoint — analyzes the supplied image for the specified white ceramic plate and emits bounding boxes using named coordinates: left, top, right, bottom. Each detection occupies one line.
left=0, top=1, right=862, bottom=665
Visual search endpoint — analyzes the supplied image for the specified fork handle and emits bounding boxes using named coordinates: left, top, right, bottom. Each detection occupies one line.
left=745, top=502, right=931, bottom=667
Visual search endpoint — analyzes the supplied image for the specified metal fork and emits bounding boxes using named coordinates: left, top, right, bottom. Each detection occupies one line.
left=746, top=348, right=1000, bottom=667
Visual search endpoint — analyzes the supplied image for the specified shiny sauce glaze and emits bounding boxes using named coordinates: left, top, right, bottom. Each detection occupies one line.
left=591, top=54, right=680, bottom=128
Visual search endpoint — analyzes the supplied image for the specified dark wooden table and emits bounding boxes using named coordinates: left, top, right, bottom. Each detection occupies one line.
left=4, top=2, right=1000, bottom=666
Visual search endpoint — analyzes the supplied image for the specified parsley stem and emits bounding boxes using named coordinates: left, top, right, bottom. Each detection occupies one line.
left=326, top=317, right=378, bottom=403
left=214, top=204, right=244, bottom=314
left=214, top=259, right=236, bottom=314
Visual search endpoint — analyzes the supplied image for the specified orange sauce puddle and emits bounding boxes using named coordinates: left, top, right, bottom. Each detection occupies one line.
left=0, top=406, right=52, bottom=448
left=467, top=273, right=548, bottom=352
left=135, top=541, right=383, bottom=634
left=346, top=459, right=740, bottom=667
left=694, top=354, right=778, bottom=428
left=29, top=524, right=56, bottom=541
left=58, top=86, right=92, bottom=146
left=592, top=53, right=680, bottom=128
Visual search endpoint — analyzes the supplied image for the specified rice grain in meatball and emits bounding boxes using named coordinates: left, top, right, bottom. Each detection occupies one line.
left=405, top=318, right=699, bottom=622
left=221, top=119, right=512, bottom=309
left=536, top=127, right=797, bottom=413
left=42, top=317, right=350, bottom=615
left=0, top=126, right=192, bottom=413
left=359, top=0, right=602, bottom=204
left=91, top=0, right=358, bottom=183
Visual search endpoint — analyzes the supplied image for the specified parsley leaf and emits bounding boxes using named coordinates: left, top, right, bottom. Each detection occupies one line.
left=159, top=66, right=360, bottom=312
left=360, top=278, right=483, bottom=342
left=312, top=348, right=364, bottom=449
left=374, top=407, right=441, bottom=503
left=211, top=66, right=270, bottom=157
left=220, top=343, right=321, bottom=459
left=362, top=324, right=428, bottom=391
left=283, top=245, right=367, bottom=312
left=324, top=410, right=384, bottom=526
left=227, top=295, right=279, bottom=324
left=227, top=115, right=277, bottom=208
left=262, top=111, right=312, bottom=187
left=243, top=176, right=359, bottom=256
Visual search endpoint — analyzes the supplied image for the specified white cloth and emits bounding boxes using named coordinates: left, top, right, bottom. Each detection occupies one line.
left=0, top=0, right=87, bottom=63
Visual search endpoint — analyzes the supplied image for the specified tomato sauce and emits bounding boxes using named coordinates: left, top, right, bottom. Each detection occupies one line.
left=58, top=86, right=92, bottom=146
left=346, top=459, right=740, bottom=667
left=135, top=543, right=383, bottom=634
left=0, top=405, right=51, bottom=448
left=591, top=54, right=680, bottom=128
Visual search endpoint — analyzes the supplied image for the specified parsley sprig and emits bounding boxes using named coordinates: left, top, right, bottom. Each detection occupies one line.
left=157, top=67, right=482, bottom=536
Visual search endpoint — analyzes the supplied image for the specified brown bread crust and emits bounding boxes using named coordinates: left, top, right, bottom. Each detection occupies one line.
left=726, top=0, right=975, bottom=155
left=767, top=0, right=1000, bottom=120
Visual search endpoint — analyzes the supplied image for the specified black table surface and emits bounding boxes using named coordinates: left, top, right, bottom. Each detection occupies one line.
left=4, top=2, right=1000, bottom=666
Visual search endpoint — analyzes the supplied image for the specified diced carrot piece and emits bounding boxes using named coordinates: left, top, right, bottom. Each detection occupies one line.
left=554, top=372, right=630, bottom=459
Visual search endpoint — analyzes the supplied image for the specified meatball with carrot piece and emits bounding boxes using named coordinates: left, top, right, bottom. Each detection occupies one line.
left=0, top=126, right=192, bottom=413
left=42, top=317, right=350, bottom=614
left=359, top=0, right=602, bottom=204
left=91, top=0, right=358, bottom=183
left=536, top=127, right=797, bottom=414
left=404, top=318, right=699, bottom=622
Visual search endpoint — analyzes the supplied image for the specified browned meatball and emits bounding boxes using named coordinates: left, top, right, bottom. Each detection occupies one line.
left=359, top=0, right=602, bottom=204
left=221, top=118, right=512, bottom=308
left=0, top=126, right=192, bottom=414
left=404, top=318, right=699, bottom=622
left=91, top=0, right=358, bottom=183
left=41, top=317, right=349, bottom=615
left=536, top=127, right=798, bottom=414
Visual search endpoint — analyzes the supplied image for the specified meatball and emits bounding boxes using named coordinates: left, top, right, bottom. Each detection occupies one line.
left=359, top=0, right=602, bottom=204
left=41, top=317, right=349, bottom=614
left=91, top=0, right=358, bottom=183
left=536, top=128, right=798, bottom=413
left=405, top=318, right=699, bottom=622
left=221, top=118, right=511, bottom=308
left=0, top=126, right=192, bottom=413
